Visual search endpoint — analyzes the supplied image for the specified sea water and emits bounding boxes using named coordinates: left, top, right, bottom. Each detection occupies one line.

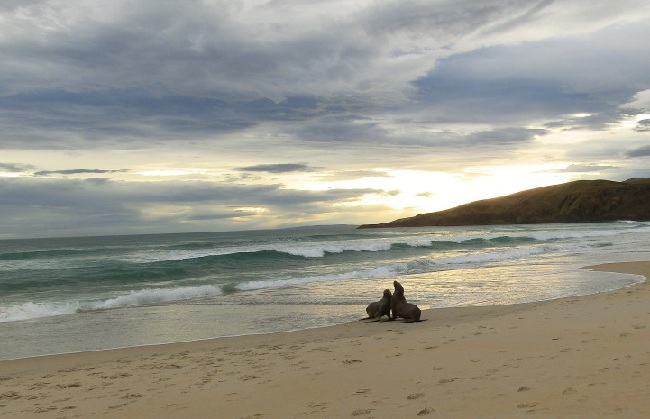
left=1, top=222, right=649, bottom=360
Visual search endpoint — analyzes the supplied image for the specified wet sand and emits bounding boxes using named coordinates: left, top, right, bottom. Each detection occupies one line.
left=1, top=261, right=649, bottom=418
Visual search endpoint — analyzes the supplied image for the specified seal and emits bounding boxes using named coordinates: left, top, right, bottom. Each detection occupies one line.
left=390, top=280, right=422, bottom=322
left=362, top=289, right=392, bottom=321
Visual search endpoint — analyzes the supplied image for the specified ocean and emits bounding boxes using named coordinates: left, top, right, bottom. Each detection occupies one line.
left=1, top=222, right=649, bottom=361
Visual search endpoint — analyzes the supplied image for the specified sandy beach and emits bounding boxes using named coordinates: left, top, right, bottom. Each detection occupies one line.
left=1, top=261, right=649, bottom=418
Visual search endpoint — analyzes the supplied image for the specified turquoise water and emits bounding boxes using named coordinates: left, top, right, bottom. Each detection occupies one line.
left=1, top=222, right=648, bottom=360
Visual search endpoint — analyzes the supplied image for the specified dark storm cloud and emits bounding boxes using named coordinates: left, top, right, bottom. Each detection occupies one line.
left=236, top=164, right=315, bottom=174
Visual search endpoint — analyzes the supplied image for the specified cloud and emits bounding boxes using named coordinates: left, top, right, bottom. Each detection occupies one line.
left=2, top=1, right=650, bottom=237
left=0, top=91, right=262, bottom=148
left=33, top=169, right=128, bottom=177
left=3, top=0, right=647, bottom=150
left=411, top=19, right=650, bottom=128
left=551, top=164, right=617, bottom=173
left=624, top=145, right=650, bottom=158
left=479, top=0, right=554, bottom=35
left=236, top=163, right=315, bottom=173
left=465, top=128, right=547, bottom=146
left=621, top=89, right=650, bottom=111
left=3, top=0, right=644, bottom=105
left=0, top=0, right=645, bottom=172
left=0, top=1, right=387, bottom=99
left=635, top=119, right=650, bottom=132
left=0, top=163, right=35, bottom=172
left=318, top=170, right=391, bottom=182
left=0, top=177, right=380, bottom=237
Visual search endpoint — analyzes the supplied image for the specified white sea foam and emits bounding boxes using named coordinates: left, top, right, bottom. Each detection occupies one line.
left=274, top=239, right=395, bottom=258
left=127, top=238, right=400, bottom=261
left=90, top=285, right=222, bottom=310
left=236, top=263, right=409, bottom=291
left=432, top=247, right=545, bottom=266
left=126, top=233, right=537, bottom=263
left=236, top=246, right=545, bottom=292
left=126, top=226, right=611, bottom=263
left=0, top=301, right=81, bottom=323
left=0, top=285, right=223, bottom=323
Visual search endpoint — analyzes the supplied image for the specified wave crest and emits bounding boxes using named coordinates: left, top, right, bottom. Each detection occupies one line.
left=0, top=285, right=222, bottom=323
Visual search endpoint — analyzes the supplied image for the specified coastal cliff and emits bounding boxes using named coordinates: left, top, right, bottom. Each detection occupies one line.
left=358, top=178, right=650, bottom=228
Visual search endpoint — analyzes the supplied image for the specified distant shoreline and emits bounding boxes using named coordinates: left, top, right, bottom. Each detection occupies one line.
left=359, top=178, right=650, bottom=229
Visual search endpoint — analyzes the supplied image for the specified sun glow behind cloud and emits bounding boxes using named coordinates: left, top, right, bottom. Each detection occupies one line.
left=234, top=207, right=267, bottom=214
left=285, top=165, right=575, bottom=215
left=0, top=172, right=24, bottom=178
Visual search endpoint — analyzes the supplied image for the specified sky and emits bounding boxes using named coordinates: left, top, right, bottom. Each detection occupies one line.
left=1, top=0, right=650, bottom=239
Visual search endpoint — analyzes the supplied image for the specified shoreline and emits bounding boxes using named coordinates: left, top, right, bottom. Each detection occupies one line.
left=2, top=261, right=650, bottom=417
left=0, top=267, right=638, bottom=363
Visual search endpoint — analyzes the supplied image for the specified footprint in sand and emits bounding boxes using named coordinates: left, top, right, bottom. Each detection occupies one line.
left=0, top=391, right=21, bottom=400
left=33, top=405, right=58, bottom=413
left=307, top=401, right=328, bottom=412
left=517, top=403, right=538, bottom=409
left=56, top=382, right=82, bottom=389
